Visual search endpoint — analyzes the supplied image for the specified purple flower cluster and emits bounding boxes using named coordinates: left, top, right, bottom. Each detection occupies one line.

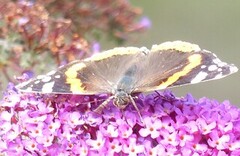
left=0, top=83, right=240, bottom=155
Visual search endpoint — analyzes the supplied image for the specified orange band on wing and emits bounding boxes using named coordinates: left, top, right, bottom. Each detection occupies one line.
left=65, top=62, right=86, bottom=93
left=157, top=54, right=202, bottom=89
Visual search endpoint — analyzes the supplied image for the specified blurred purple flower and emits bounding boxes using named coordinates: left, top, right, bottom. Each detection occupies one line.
left=0, top=83, right=240, bottom=155
left=138, top=16, right=152, bottom=29
left=18, top=0, right=34, bottom=7
left=22, top=70, right=35, bottom=79
left=127, top=16, right=151, bottom=32
left=18, top=17, right=29, bottom=26
left=91, top=42, right=101, bottom=55
left=135, top=16, right=152, bottom=30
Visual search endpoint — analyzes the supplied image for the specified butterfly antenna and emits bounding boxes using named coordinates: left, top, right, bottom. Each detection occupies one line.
left=129, top=95, right=143, bottom=122
left=93, top=96, right=114, bottom=113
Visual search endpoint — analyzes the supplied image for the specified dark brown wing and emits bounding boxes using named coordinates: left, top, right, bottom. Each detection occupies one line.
left=16, top=47, right=145, bottom=94
left=132, top=41, right=238, bottom=92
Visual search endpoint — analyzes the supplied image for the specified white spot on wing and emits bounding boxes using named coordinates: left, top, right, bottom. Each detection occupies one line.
left=42, top=81, right=55, bottom=93
left=208, top=65, right=218, bottom=71
left=25, top=87, right=32, bottom=92
left=54, top=75, right=61, bottom=78
left=34, top=80, right=40, bottom=84
left=203, top=49, right=212, bottom=53
left=41, top=76, right=51, bottom=82
left=191, top=72, right=208, bottom=84
left=201, top=65, right=206, bottom=69
left=47, top=70, right=56, bottom=76
left=230, top=65, right=238, bottom=73
left=214, top=73, right=223, bottom=79
left=212, top=59, right=228, bottom=67
left=37, top=75, right=45, bottom=79
left=213, top=58, right=221, bottom=64
left=16, top=80, right=30, bottom=88
left=218, top=62, right=227, bottom=67
left=217, top=68, right=222, bottom=72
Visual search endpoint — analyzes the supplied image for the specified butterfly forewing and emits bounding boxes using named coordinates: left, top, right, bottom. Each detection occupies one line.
left=16, top=47, right=145, bottom=94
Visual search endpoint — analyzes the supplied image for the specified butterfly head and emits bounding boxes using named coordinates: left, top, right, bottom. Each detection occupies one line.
left=113, top=90, right=130, bottom=109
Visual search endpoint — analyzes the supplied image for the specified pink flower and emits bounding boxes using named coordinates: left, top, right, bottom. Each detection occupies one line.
left=159, top=130, right=179, bottom=146
left=196, top=118, right=216, bottom=134
left=122, top=137, right=144, bottom=155
left=139, top=116, right=162, bottom=138
left=86, top=131, right=106, bottom=151
left=208, top=131, right=230, bottom=150
left=1, top=83, right=240, bottom=155
left=106, top=139, right=122, bottom=155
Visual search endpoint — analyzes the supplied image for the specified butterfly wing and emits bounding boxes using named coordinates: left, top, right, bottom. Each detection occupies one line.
left=16, top=47, right=144, bottom=94
left=132, top=41, right=238, bottom=92
left=17, top=41, right=238, bottom=95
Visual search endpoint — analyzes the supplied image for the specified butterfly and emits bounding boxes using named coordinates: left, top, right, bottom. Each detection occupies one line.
left=16, top=41, right=238, bottom=118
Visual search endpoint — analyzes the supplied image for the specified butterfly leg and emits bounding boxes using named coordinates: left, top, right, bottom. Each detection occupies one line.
left=93, top=96, right=113, bottom=113
left=129, top=95, right=143, bottom=122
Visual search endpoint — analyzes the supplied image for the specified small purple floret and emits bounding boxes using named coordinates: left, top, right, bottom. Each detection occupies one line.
left=0, top=83, right=240, bottom=155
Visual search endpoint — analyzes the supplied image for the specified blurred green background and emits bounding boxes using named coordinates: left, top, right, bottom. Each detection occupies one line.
left=104, top=0, right=240, bottom=106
